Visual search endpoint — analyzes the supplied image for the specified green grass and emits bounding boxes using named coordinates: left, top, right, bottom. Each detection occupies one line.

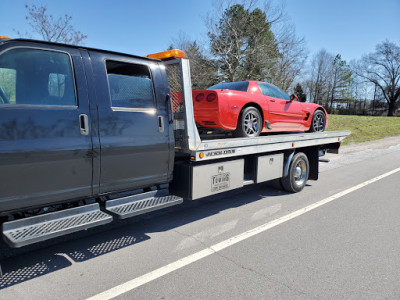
left=327, top=115, right=400, bottom=145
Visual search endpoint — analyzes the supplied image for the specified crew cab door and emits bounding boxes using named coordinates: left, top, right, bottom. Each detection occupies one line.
left=88, top=51, right=173, bottom=193
left=0, top=42, right=93, bottom=212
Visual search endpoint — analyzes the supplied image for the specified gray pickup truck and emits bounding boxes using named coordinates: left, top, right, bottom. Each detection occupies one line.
left=0, top=37, right=349, bottom=274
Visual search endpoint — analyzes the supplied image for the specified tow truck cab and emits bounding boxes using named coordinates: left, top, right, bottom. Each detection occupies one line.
left=0, top=38, right=174, bottom=214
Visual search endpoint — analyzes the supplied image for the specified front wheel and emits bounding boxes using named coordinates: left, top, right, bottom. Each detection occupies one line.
left=281, top=152, right=309, bottom=193
left=234, top=106, right=262, bottom=138
left=309, top=110, right=326, bottom=132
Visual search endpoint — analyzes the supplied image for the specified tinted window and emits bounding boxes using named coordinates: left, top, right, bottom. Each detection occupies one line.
left=0, top=48, right=76, bottom=106
left=208, top=81, right=249, bottom=92
left=106, top=61, right=154, bottom=109
left=258, top=83, right=290, bottom=100
left=0, top=68, right=16, bottom=104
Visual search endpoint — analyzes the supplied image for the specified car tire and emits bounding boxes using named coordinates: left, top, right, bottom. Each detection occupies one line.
left=281, top=152, right=309, bottom=193
left=308, top=110, right=326, bottom=132
left=234, top=106, right=262, bottom=138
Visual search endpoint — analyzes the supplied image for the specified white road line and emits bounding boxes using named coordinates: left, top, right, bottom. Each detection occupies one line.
left=86, top=167, right=400, bottom=300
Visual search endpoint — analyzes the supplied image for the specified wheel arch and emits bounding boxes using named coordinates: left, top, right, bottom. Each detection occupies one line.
left=238, top=102, right=264, bottom=129
left=284, top=148, right=319, bottom=181
left=314, top=107, right=329, bottom=126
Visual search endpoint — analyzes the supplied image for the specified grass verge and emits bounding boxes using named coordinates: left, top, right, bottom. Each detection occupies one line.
left=327, top=115, right=400, bottom=145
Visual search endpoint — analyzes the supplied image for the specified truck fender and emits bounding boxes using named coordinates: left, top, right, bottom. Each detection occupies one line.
left=283, top=151, right=295, bottom=177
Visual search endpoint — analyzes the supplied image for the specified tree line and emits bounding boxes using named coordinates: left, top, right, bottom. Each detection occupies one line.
left=14, top=2, right=400, bottom=116
left=170, top=1, right=399, bottom=116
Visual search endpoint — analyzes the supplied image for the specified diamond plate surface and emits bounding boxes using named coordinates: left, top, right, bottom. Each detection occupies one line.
left=2, top=204, right=112, bottom=248
left=166, top=64, right=184, bottom=113
left=106, top=193, right=183, bottom=219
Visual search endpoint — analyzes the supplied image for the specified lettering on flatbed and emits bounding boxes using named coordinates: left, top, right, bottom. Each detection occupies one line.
left=205, top=149, right=236, bottom=158
left=211, top=172, right=230, bottom=192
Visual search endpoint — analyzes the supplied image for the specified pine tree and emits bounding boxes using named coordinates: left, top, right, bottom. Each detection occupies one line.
left=294, top=83, right=306, bottom=102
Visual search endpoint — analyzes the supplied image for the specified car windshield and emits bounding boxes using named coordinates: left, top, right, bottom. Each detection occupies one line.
left=208, top=81, right=249, bottom=92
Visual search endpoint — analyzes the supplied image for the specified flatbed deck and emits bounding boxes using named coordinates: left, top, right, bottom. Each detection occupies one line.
left=189, top=131, right=350, bottom=161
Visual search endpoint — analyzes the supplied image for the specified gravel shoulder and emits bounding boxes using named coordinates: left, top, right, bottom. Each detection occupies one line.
left=338, top=134, right=400, bottom=154
left=321, top=134, right=400, bottom=172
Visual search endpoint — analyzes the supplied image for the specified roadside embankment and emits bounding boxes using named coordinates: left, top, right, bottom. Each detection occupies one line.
left=327, top=115, right=400, bottom=145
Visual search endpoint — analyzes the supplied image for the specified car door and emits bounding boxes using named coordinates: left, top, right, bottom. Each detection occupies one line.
left=0, top=42, right=93, bottom=212
left=258, top=82, right=306, bottom=130
left=88, top=51, right=173, bottom=193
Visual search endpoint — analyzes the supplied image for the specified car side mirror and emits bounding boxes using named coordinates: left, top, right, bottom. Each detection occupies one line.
left=290, top=94, right=298, bottom=102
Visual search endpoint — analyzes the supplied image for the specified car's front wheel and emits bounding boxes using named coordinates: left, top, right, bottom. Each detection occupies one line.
left=309, top=110, right=326, bottom=132
left=234, top=106, right=262, bottom=138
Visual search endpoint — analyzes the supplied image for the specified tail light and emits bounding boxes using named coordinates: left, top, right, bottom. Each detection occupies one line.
left=207, top=93, right=217, bottom=102
left=195, top=93, right=204, bottom=102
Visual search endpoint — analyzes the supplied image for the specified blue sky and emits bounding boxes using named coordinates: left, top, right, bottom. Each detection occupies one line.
left=1, top=0, right=399, bottom=62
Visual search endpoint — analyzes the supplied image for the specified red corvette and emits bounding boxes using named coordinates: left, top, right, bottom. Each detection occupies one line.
left=192, top=81, right=328, bottom=137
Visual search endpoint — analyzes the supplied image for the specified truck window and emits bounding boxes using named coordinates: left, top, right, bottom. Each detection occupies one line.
left=106, top=60, right=155, bottom=109
left=0, top=68, right=16, bottom=104
left=0, top=48, right=76, bottom=106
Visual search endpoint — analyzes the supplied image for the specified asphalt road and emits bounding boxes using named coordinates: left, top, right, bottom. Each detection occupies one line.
left=1, top=137, right=400, bottom=299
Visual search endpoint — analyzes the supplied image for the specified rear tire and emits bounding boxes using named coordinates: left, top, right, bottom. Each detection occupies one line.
left=281, top=152, right=309, bottom=193
left=233, top=106, right=262, bottom=138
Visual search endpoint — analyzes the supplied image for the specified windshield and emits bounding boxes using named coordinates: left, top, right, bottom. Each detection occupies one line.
left=208, top=81, right=249, bottom=92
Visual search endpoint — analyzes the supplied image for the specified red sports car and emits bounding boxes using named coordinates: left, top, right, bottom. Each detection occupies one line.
left=192, top=81, right=328, bottom=137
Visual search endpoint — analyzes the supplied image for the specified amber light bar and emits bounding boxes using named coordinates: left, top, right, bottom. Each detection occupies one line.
left=147, top=49, right=186, bottom=60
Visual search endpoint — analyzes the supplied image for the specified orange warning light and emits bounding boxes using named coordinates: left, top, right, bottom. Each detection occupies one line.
left=147, top=49, right=186, bottom=60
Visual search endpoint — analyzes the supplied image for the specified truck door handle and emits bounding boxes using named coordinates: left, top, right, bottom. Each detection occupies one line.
left=166, top=94, right=173, bottom=124
left=79, top=114, right=89, bottom=136
left=270, top=99, right=275, bottom=102
left=158, top=115, right=165, bottom=133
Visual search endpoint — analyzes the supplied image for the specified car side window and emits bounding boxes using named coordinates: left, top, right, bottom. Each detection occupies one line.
left=258, top=83, right=278, bottom=98
left=106, top=60, right=155, bottom=109
left=0, top=48, right=76, bottom=106
left=274, top=86, right=290, bottom=100
left=257, top=83, right=290, bottom=100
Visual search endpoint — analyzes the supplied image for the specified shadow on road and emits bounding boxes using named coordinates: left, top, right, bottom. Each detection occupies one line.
left=0, top=184, right=287, bottom=289
left=0, top=229, right=150, bottom=288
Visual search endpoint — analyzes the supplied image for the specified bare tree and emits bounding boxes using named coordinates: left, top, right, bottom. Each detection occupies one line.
left=327, top=55, right=353, bottom=110
left=353, top=40, right=400, bottom=116
left=170, top=33, right=218, bottom=89
left=268, top=23, right=308, bottom=91
left=15, top=4, right=87, bottom=45
left=306, top=49, right=334, bottom=104
left=306, top=50, right=353, bottom=111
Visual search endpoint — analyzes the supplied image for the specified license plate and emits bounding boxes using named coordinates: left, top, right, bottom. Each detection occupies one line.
left=211, top=172, right=230, bottom=192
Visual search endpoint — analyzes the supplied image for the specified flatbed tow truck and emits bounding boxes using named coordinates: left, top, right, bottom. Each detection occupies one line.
left=0, top=38, right=350, bottom=276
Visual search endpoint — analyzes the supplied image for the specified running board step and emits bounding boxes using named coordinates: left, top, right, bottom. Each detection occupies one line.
left=2, top=203, right=112, bottom=248
left=105, top=189, right=183, bottom=219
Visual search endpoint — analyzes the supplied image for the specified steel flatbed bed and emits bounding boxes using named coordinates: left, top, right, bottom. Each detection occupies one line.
left=187, top=131, right=351, bottom=161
